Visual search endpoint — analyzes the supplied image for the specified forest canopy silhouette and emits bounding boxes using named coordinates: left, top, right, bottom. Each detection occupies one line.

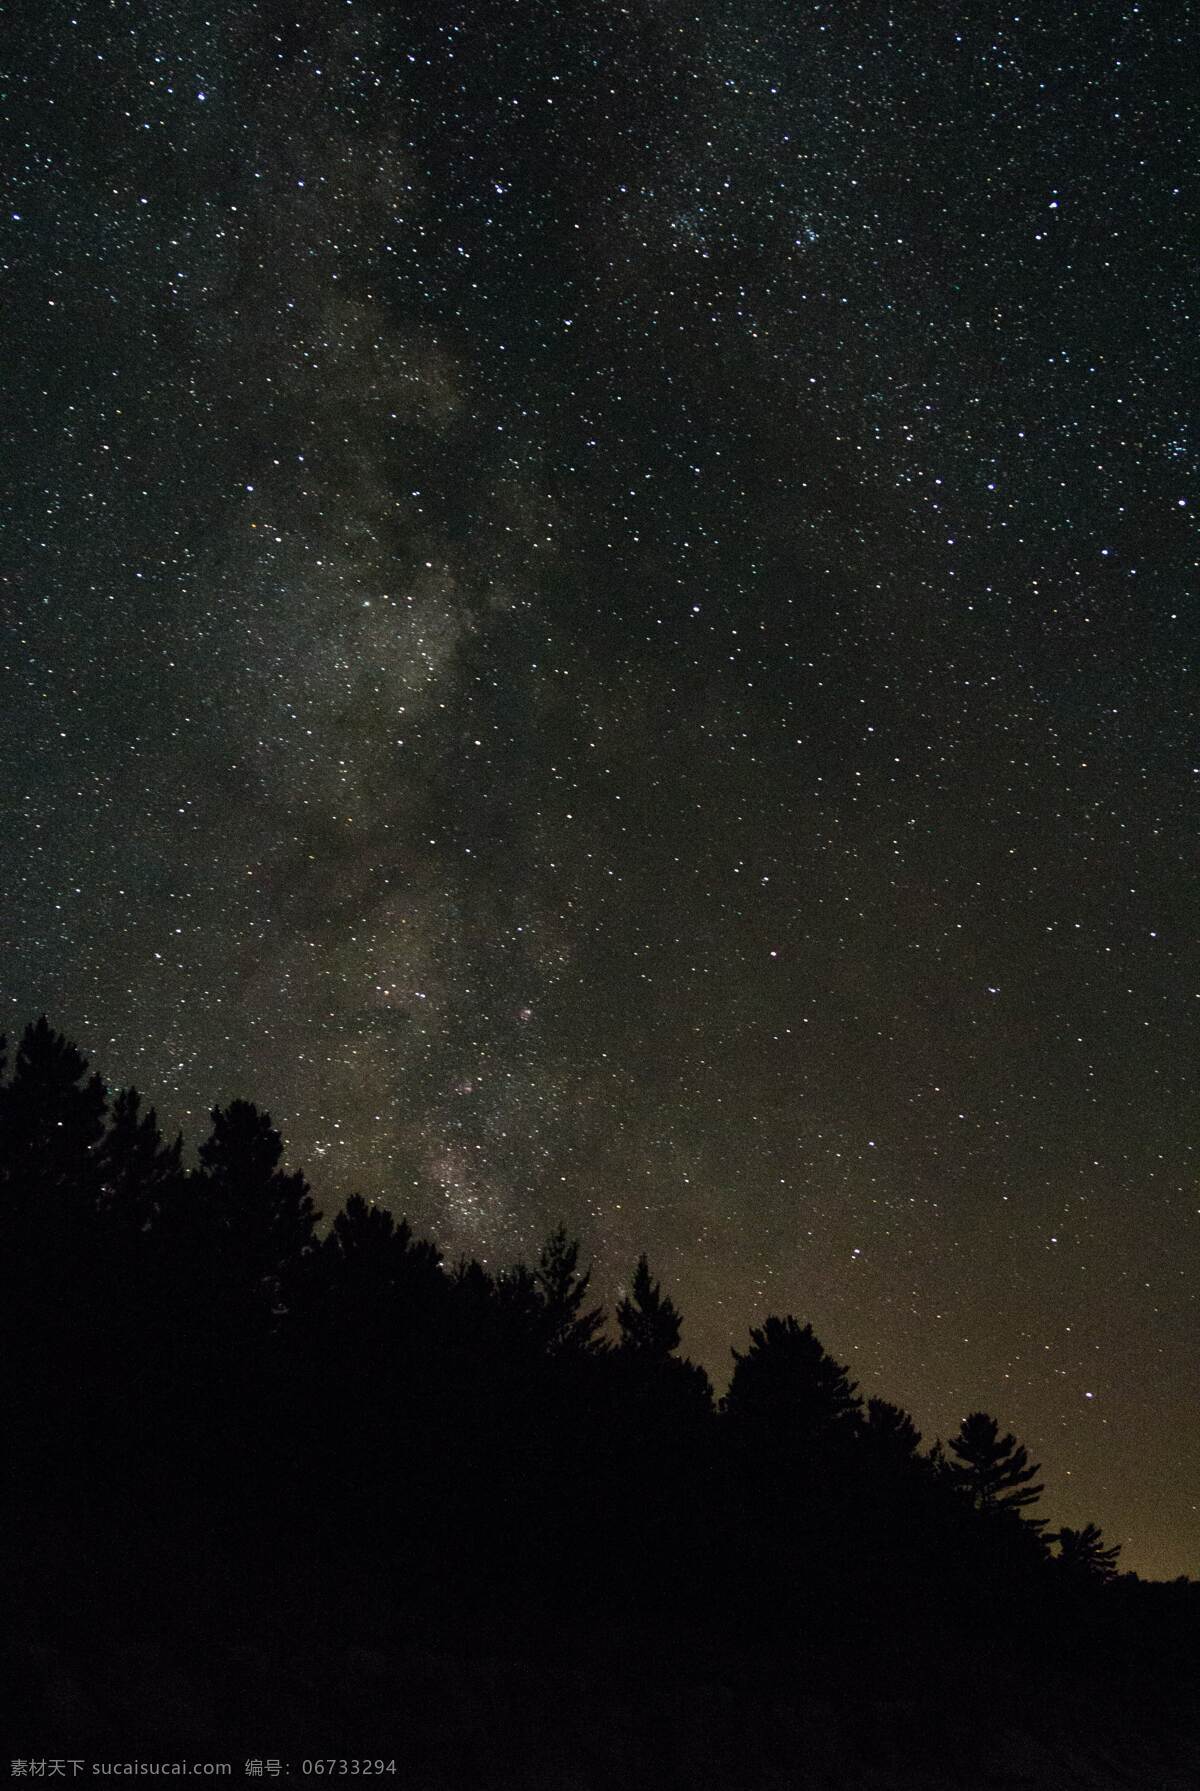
left=3, top=1016, right=1197, bottom=1768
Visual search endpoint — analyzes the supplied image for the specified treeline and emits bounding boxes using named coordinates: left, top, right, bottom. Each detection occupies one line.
left=1, top=1016, right=1192, bottom=1673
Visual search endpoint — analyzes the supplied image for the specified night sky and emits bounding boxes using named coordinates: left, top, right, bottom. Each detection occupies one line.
left=4, top=1, right=1196, bottom=1577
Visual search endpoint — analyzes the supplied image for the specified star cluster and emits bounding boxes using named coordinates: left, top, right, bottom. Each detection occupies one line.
left=3, top=0, right=1196, bottom=1575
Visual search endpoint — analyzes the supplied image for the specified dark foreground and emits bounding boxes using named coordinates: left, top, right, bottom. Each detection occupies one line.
left=7, top=1528, right=1199, bottom=1790
left=3, top=1022, right=1198, bottom=1787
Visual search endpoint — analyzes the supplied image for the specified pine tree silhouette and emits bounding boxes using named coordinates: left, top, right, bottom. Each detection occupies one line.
left=189, top=1099, right=320, bottom=1309
left=96, top=1086, right=183, bottom=1231
left=301, top=1191, right=448, bottom=1366
left=724, top=1315, right=862, bottom=1445
left=326, top=1193, right=442, bottom=1294
left=617, top=1254, right=682, bottom=1358
left=948, top=1411, right=1044, bottom=1516
left=6, top=1015, right=1200, bottom=1777
left=861, top=1396, right=923, bottom=1466
left=0, top=1015, right=107, bottom=1201
left=534, top=1225, right=606, bottom=1355
left=1056, top=1521, right=1121, bottom=1582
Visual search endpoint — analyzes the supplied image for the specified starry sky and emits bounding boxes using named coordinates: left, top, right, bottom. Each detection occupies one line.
left=4, top=0, right=1197, bottom=1576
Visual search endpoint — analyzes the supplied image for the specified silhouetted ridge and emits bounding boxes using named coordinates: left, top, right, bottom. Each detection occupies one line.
left=1, top=1019, right=1194, bottom=1773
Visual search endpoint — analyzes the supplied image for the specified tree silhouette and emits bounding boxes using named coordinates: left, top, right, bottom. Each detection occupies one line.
left=1056, top=1521, right=1121, bottom=1583
left=617, top=1254, right=683, bottom=1358
left=602, top=1255, right=714, bottom=1612
left=7, top=1013, right=1196, bottom=1771
left=292, top=1191, right=449, bottom=1368
left=96, top=1086, right=183, bottom=1231
left=324, top=1192, right=443, bottom=1297
left=188, top=1099, right=320, bottom=1308
left=724, top=1314, right=862, bottom=1446
left=948, top=1411, right=1044, bottom=1516
left=861, top=1396, right=923, bottom=1467
left=534, top=1224, right=606, bottom=1355
left=613, top=1252, right=712, bottom=1429
left=0, top=1015, right=106, bottom=1201
left=716, top=1317, right=865, bottom=1625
